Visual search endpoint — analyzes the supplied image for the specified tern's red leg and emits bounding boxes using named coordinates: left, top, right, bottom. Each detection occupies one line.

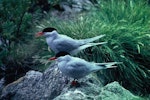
left=71, top=79, right=80, bottom=87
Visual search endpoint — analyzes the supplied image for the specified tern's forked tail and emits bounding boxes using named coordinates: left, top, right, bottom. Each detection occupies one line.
left=79, top=34, right=106, bottom=44
left=96, top=62, right=123, bottom=69
left=70, top=42, right=107, bottom=55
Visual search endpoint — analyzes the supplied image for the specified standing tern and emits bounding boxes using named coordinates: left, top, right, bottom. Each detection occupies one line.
left=35, top=27, right=107, bottom=55
left=52, top=55, right=121, bottom=85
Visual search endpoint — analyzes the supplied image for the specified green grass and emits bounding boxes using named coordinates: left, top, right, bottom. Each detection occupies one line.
left=35, top=0, right=150, bottom=97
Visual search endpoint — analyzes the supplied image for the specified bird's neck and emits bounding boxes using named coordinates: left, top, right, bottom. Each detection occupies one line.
left=46, top=35, right=55, bottom=43
left=46, top=33, right=58, bottom=46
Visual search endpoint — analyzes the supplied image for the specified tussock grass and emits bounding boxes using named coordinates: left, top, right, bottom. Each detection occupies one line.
left=36, top=0, right=150, bottom=95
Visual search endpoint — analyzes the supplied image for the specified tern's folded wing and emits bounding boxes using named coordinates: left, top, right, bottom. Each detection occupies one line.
left=66, top=61, right=91, bottom=79
left=53, top=38, right=79, bottom=52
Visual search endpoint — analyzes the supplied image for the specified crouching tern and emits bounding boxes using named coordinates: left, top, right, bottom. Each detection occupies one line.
left=52, top=55, right=121, bottom=84
left=35, top=27, right=107, bottom=55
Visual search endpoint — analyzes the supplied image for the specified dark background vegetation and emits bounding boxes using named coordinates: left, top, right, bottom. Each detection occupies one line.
left=0, top=0, right=150, bottom=98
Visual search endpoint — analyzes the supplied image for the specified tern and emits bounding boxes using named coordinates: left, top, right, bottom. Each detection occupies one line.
left=35, top=27, right=107, bottom=55
left=52, top=55, right=121, bottom=86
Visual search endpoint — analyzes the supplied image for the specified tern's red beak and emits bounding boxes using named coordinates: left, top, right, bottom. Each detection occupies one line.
left=49, top=57, right=57, bottom=60
left=35, top=32, right=44, bottom=37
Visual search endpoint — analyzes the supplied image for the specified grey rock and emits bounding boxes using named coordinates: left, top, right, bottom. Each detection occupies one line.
left=54, top=82, right=140, bottom=100
left=0, top=62, right=140, bottom=100
left=72, top=0, right=94, bottom=12
left=97, top=82, right=140, bottom=100
left=59, top=2, right=72, bottom=13
left=0, top=62, right=103, bottom=100
left=0, top=63, right=69, bottom=100
left=54, top=75, right=102, bottom=100
left=59, top=0, right=96, bottom=12
left=50, top=0, right=98, bottom=20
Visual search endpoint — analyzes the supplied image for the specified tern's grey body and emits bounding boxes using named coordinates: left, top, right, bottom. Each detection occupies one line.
left=36, top=27, right=107, bottom=55
left=56, top=55, right=119, bottom=79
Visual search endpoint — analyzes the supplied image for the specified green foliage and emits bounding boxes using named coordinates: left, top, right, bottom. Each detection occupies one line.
left=48, top=0, right=61, bottom=6
left=0, top=0, right=33, bottom=41
left=0, top=0, right=34, bottom=68
left=36, top=0, right=150, bottom=95
left=0, top=0, right=60, bottom=72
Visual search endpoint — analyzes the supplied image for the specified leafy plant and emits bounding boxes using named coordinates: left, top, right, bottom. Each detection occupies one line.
left=0, top=0, right=46, bottom=83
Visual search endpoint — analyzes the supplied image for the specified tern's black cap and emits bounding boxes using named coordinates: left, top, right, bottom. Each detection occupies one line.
left=42, top=27, right=57, bottom=32
left=55, top=51, right=70, bottom=57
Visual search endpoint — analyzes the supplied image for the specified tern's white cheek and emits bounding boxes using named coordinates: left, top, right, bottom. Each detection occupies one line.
left=57, top=58, right=63, bottom=62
